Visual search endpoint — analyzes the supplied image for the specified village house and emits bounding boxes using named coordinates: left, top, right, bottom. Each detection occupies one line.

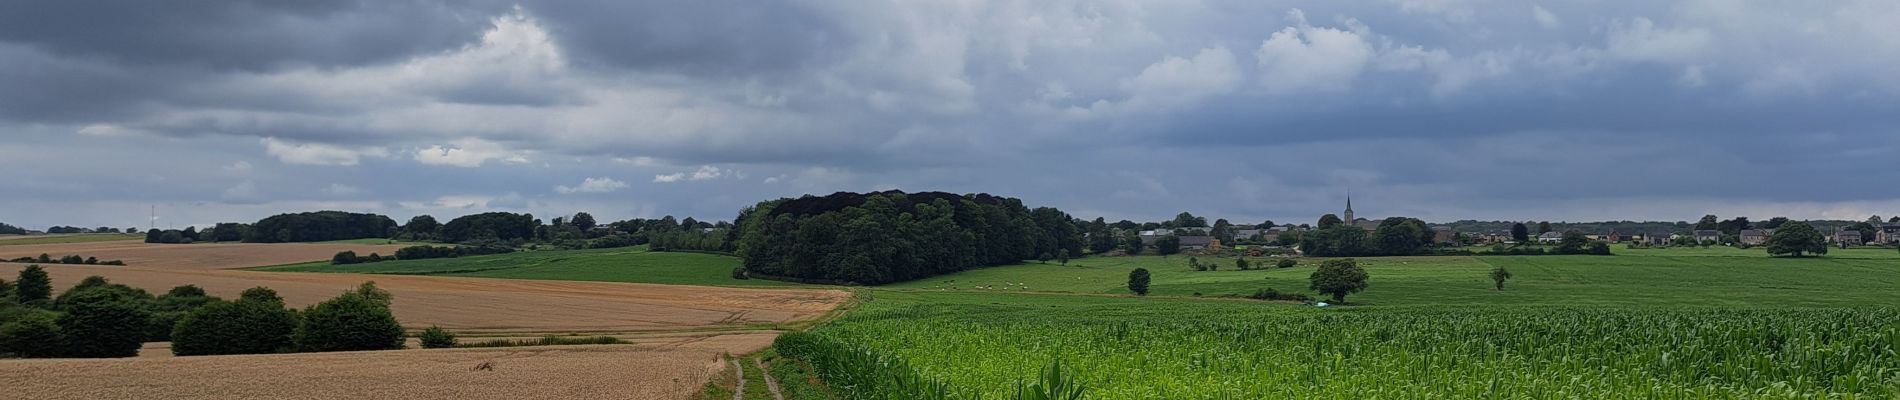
left=1537, top=231, right=1564, bottom=243
left=1738, top=229, right=1774, bottom=246
left=1694, top=230, right=1721, bottom=243
left=1880, top=224, right=1900, bottom=244
left=1836, top=229, right=1863, bottom=246
left=1647, top=233, right=1673, bottom=246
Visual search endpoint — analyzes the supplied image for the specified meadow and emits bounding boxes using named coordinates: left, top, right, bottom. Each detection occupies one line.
left=255, top=247, right=805, bottom=288
left=883, top=246, right=1900, bottom=307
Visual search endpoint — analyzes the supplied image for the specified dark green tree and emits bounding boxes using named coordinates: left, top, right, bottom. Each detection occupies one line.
left=1171, top=212, right=1207, bottom=228
left=0, top=310, right=63, bottom=358
left=1317, top=214, right=1343, bottom=229
left=1235, top=258, right=1250, bottom=271
left=1310, top=259, right=1369, bottom=303
left=1374, top=218, right=1425, bottom=255
left=15, top=265, right=52, bottom=305
left=1057, top=249, right=1070, bottom=266
left=1718, top=217, right=1752, bottom=236
left=1536, top=221, right=1552, bottom=234
left=1155, top=235, right=1181, bottom=256
left=571, top=212, right=598, bottom=231
left=1695, top=215, right=1720, bottom=231
left=1127, top=268, right=1151, bottom=296
left=171, top=298, right=299, bottom=356
left=295, top=288, right=404, bottom=352
left=402, top=215, right=440, bottom=239
left=57, top=288, right=152, bottom=358
left=1122, top=232, right=1144, bottom=255
left=1275, top=259, right=1296, bottom=269
left=1766, top=221, right=1827, bottom=257
left=1761, top=217, right=1790, bottom=229
left=240, top=286, right=285, bottom=305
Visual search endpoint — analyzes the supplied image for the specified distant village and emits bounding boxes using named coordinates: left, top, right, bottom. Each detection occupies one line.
left=1135, top=196, right=1900, bottom=252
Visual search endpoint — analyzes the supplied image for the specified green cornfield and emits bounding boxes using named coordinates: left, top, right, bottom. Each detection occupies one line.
left=778, top=293, right=1900, bottom=399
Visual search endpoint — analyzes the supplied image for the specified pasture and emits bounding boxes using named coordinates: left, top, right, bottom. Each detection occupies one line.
left=256, top=247, right=807, bottom=288
left=882, top=246, right=1900, bottom=307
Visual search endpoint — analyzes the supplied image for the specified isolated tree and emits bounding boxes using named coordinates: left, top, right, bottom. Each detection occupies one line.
left=296, top=287, right=404, bottom=352
left=1510, top=223, right=1530, bottom=242
left=15, top=265, right=52, bottom=305
left=1057, top=249, right=1070, bottom=266
left=1127, top=268, right=1151, bottom=296
left=1490, top=267, right=1512, bottom=291
left=1317, top=214, right=1344, bottom=229
left=1155, top=235, right=1182, bottom=256
left=1309, top=259, right=1369, bottom=303
left=571, top=212, right=598, bottom=231
left=1236, top=258, right=1250, bottom=271
left=1766, top=221, right=1827, bottom=257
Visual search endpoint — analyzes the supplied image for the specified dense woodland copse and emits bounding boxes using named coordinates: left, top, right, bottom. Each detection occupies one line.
left=735, top=191, right=1081, bottom=285
left=243, top=211, right=397, bottom=243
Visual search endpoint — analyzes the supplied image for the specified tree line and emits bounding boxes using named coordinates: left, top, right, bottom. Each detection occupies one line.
left=735, top=191, right=1081, bottom=285
left=0, top=265, right=404, bottom=358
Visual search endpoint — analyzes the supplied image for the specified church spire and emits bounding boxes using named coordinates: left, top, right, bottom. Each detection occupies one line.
left=1344, top=188, right=1355, bottom=223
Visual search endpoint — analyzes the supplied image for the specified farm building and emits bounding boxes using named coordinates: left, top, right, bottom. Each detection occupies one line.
left=1738, top=229, right=1775, bottom=246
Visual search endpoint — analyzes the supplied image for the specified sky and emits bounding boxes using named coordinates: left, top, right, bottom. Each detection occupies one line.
left=4, top=0, right=1899, bottom=230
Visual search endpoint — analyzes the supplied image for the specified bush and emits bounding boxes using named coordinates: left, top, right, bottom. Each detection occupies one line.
left=57, top=289, right=152, bottom=358
left=295, top=289, right=404, bottom=352
left=418, top=326, right=457, bottom=349
left=331, top=251, right=360, bottom=265
left=171, top=299, right=300, bottom=356
left=731, top=267, right=750, bottom=280
left=1248, top=288, right=1312, bottom=302
left=1275, top=259, right=1297, bottom=269
left=240, top=286, right=284, bottom=305
left=0, top=310, right=63, bottom=358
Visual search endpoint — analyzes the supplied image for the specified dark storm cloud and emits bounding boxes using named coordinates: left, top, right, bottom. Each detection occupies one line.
left=3, top=0, right=1900, bottom=229
left=0, top=0, right=504, bottom=71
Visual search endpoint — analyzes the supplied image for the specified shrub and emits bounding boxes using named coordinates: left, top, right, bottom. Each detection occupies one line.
left=731, top=267, right=750, bottom=280
left=419, top=326, right=458, bottom=349
left=171, top=299, right=299, bottom=356
left=295, top=288, right=404, bottom=352
left=331, top=250, right=360, bottom=265
left=57, top=289, right=152, bottom=358
left=240, top=286, right=284, bottom=305
left=1248, top=288, right=1312, bottom=302
left=1275, top=259, right=1297, bottom=269
left=0, top=310, right=63, bottom=358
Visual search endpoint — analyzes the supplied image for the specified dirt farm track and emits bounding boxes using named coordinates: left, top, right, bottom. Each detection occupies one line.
left=0, top=242, right=848, bottom=399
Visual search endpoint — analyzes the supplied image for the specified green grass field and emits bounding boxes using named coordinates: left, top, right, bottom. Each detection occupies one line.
left=0, top=234, right=143, bottom=246
left=883, top=246, right=1900, bottom=307
left=254, top=247, right=806, bottom=288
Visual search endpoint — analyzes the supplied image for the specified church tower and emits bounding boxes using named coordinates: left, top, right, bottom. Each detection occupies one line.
left=1343, top=190, right=1355, bottom=223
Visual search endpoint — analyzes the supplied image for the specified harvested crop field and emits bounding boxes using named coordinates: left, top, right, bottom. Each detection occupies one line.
left=0, top=263, right=847, bottom=334
left=0, top=241, right=411, bottom=269
left=0, top=334, right=775, bottom=400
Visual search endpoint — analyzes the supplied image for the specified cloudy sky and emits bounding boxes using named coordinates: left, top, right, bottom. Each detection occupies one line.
left=4, top=0, right=1899, bottom=230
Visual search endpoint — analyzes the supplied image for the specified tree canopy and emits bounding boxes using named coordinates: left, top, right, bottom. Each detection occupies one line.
left=244, top=211, right=396, bottom=243
left=439, top=212, right=538, bottom=243
left=1310, top=259, right=1369, bottom=303
left=1766, top=221, right=1827, bottom=257
left=736, top=191, right=1078, bottom=285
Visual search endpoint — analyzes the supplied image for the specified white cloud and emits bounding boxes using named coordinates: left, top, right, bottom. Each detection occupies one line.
left=413, top=138, right=530, bottom=168
left=1605, top=17, right=1713, bottom=64
left=653, top=165, right=729, bottom=183
left=261, top=137, right=386, bottom=166
left=1121, top=47, right=1242, bottom=108
left=322, top=183, right=361, bottom=196
left=555, top=177, right=629, bottom=194
left=221, top=161, right=253, bottom=172
left=1254, top=9, right=1375, bottom=93
left=1532, top=5, right=1561, bottom=29
left=77, top=124, right=136, bottom=137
